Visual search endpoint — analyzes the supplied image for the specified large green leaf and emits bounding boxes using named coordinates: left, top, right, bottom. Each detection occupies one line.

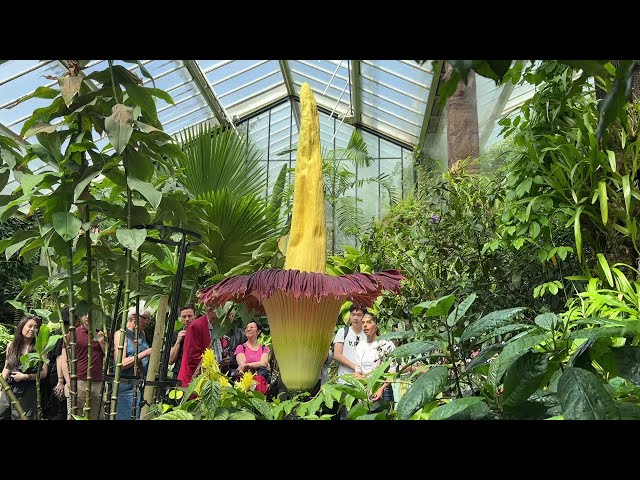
left=126, top=147, right=155, bottom=183
left=147, top=88, right=174, bottom=105
left=429, top=397, right=489, bottom=420
left=35, top=323, right=50, bottom=354
left=488, top=334, right=547, bottom=388
left=18, top=276, right=47, bottom=298
left=104, top=104, right=134, bottom=155
left=412, top=294, right=455, bottom=317
left=20, top=173, right=47, bottom=196
left=617, top=401, right=640, bottom=419
left=559, top=60, right=609, bottom=77
left=397, top=366, right=448, bottom=420
left=503, top=352, right=550, bottom=406
left=58, top=75, right=83, bottom=107
left=568, top=324, right=640, bottom=340
left=154, top=410, right=194, bottom=420
left=596, top=60, right=639, bottom=143
left=124, top=83, right=157, bottom=121
left=534, top=313, right=560, bottom=331
left=474, top=60, right=513, bottom=82
left=377, top=331, right=420, bottom=342
left=227, top=410, right=256, bottom=420
left=249, top=398, right=273, bottom=420
left=609, top=347, right=640, bottom=387
left=461, top=307, right=527, bottom=341
left=73, top=162, right=104, bottom=202
left=52, top=212, right=82, bottom=242
left=557, top=367, right=619, bottom=420
left=5, top=238, right=31, bottom=260
left=503, top=400, right=550, bottom=420
left=388, top=341, right=440, bottom=359
left=116, top=228, right=147, bottom=252
left=24, top=122, right=57, bottom=139
left=1, top=229, right=39, bottom=259
left=446, top=293, right=476, bottom=327
left=6, top=85, right=59, bottom=108
left=199, top=379, right=221, bottom=415
left=127, top=176, right=161, bottom=210
left=0, top=169, right=9, bottom=192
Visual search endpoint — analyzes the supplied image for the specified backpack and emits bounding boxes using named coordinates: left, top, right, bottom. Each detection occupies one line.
left=329, top=325, right=350, bottom=363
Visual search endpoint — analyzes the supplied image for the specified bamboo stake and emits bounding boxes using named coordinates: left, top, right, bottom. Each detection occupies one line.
left=141, top=294, right=169, bottom=419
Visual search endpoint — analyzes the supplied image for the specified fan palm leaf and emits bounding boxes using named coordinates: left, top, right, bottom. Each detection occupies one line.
left=175, top=124, right=279, bottom=274
left=178, top=124, right=266, bottom=198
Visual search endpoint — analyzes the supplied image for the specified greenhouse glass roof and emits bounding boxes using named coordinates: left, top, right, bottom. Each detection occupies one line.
left=0, top=60, right=538, bottom=194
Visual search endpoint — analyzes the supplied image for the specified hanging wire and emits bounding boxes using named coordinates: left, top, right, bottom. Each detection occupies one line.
left=322, top=60, right=344, bottom=96
left=330, top=60, right=354, bottom=144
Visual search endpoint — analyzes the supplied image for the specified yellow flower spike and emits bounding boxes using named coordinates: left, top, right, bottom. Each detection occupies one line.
left=217, top=375, right=231, bottom=389
left=235, top=371, right=256, bottom=392
left=198, top=83, right=404, bottom=391
left=201, top=348, right=220, bottom=374
left=284, top=82, right=326, bottom=273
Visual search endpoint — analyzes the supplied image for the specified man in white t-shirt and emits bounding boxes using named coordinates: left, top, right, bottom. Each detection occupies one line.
left=332, top=304, right=367, bottom=419
left=333, top=304, right=367, bottom=383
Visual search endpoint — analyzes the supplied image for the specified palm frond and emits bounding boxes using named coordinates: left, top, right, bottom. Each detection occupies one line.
left=177, top=124, right=266, bottom=199
left=354, top=173, right=400, bottom=207
left=266, top=164, right=288, bottom=220
left=198, top=189, right=280, bottom=273
left=336, top=196, right=364, bottom=236
left=335, top=130, right=372, bottom=168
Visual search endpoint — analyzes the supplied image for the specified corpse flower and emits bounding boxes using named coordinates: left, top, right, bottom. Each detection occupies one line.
left=198, top=83, right=403, bottom=391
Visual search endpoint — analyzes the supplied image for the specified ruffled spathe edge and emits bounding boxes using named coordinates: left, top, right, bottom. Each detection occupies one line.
left=198, top=268, right=404, bottom=311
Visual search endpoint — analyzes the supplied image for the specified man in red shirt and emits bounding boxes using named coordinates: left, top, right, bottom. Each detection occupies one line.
left=177, top=306, right=233, bottom=387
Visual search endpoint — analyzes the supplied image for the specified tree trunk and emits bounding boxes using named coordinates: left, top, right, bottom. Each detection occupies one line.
left=445, top=63, right=480, bottom=171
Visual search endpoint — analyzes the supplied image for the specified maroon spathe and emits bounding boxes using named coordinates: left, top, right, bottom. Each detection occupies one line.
left=198, top=268, right=404, bottom=311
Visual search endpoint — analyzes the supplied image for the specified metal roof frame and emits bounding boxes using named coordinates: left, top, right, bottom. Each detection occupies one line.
left=278, top=60, right=300, bottom=129
left=182, top=60, right=233, bottom=128
left=0, top=60, right=538, bottom=157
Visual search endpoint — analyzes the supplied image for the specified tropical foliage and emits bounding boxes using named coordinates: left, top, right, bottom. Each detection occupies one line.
left=2, top=59, right=640, bottom=420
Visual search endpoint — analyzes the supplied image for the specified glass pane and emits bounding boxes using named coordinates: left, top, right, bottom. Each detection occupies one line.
left=380, top=138, right=401, bottom=158
left=361, top=112, right=415, bottom=146
left=247, top=110, right=270, bottom=158
left=362, top=60, right=432, bottom=101
left=379, top=158, right=402, bottom=214
left=334, top=122, right=354, bottom=150
left=227, top=84, right=288, bottom=120
left=361, top=130, right=380, bottom=159
left=402, top=149, right=414, bottom=199
left=358, top=159, right=379, bottom=221
left=166, top=110, right=216, bottom=136
left=289, top=60, right=350, bottom=102
left=267, top=160, right=288, bottom=197
left=0, top=61, right=66, bottom=134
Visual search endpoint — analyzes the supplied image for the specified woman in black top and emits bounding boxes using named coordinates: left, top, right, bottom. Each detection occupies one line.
left=0, top=315, right=48, bottom=420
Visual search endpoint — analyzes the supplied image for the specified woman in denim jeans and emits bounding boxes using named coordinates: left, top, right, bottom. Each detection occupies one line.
left=113, top=305, right=152, bottom=420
